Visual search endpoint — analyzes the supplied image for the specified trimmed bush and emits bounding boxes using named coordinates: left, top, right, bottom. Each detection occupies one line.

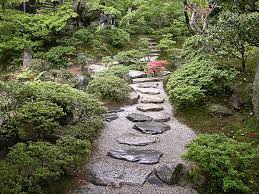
left=5, top=101, right=65, bottom=141
left=0, top=137, right=91, bottom=194
left=183, top=134, right=259, bottom=194
left=87, top=75, right=129, bottom=102
left=114, top=49, right=145, bottom=65
left=166, top=57, right=236, bottom=108
left=96, top=65, right=129, bottom=78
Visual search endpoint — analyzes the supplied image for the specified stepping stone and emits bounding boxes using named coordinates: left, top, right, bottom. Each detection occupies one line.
left=107, top=149, right=163, bottom=164
left=137, top=104, right=163, bottom=112
left=136, top=88, right=160, bottom=95
left=108, top=108, right=124, bottom=113
left=133, top=121, right=171, bottom=134
left=87, top=162, right=152, bottom=186
left=141, top=96, right=165, bottom=104
left=126, top=113, right=153, bottom=122
left=128, top=70, right=146, bottom=79
left=105, top=113, right=119, bottom=122
left=133, top=77, right=161, bottom=84
left=116, top=133, right=157, bottom=146
left=138, top=82, right=159, bottom=88
left=151, top=114, right=171, bottom=122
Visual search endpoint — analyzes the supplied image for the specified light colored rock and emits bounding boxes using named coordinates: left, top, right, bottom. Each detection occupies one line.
left=87, top=64, right=107, bottom=75
left=137, top=104, right=163, bottom=112
left=133, top=77, right=161, bottom=84
left=141, top=96, right=165, bottom=104
left=128, top=70, right=146, bottom=79
left=138, top=82, right=159, bottom=88
left=210, top=104, right=233, bottom=116
left=116, top=133, right=157, bottom=146
left=136, top=88, right=160, bottom=95
left=127, top=91, right=140, bottom=105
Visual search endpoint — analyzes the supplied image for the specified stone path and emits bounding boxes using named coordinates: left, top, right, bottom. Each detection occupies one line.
left=70, top=38, right=197, bottom=194
left=71, top=77, right=197, bottom=194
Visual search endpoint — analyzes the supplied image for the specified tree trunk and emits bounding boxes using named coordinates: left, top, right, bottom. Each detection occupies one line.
left=23, top=1, right=26, bottom=13
left=183, top=0, right=195, bottom=35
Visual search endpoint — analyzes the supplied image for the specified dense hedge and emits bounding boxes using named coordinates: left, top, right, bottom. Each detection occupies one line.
left=166, top=57, right=236, bottom=108
left=183, top=134, right=259, bottom=193
left=87, top=75, right=129, bottom=102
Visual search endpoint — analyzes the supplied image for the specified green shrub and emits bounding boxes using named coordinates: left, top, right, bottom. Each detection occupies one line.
left=15, top=81, right=106, bottom=118
left=0, top=137, right=91, bottom=194
left=99, top=28, right=130, bottom=48
left=5, top=101, right=65, bottom=141
left=183, top=134, right=259, bottom=193
left=114, top=49, right=145, bottom=65
left=43, top=46, right=76, bottom=68
left=87, top=75, right=129, bottom=102
left=74, top=28, right=95, bottom=45
left=96, top=65, right=129, bottom=78
left=167, top=57, right=236, bottom=108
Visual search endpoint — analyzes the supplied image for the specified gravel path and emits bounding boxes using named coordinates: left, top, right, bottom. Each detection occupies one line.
left=70, top=80, right=197, bottom=194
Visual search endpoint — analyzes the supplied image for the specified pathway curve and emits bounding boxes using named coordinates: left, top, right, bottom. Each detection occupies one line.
left=70, top=38, right=197, bottom=194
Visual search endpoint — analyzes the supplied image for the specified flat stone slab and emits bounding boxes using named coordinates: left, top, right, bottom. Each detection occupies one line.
left=116, top=133, right=157, bottom=146
left=136, top=88, right=160, bottom=95
left=133, top=77, right=161, bottom=84
left=133, top=121, right=171, bottom=134
left=151, top=114, right=171, bottom=122
left=105, top=113, right=119, bottom=122
left=137, top=104, right=163, bottom=112
left=128, top=70, right=146, bottom=79
left=138, top=83, right=159, bottom=88
left=141, top=96, right=165, bottom=104
left=87, top=162, right=152, bottom=186
left=126, top=113, right=153, bottom=122
left=107, top=149, right=163, bottom=164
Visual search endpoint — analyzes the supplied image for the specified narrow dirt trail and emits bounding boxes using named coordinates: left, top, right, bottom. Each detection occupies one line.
left=70, top=39, right=197, bottom=194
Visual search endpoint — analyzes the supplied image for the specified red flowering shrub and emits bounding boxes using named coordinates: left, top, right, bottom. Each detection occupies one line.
left=147, top=60, right=168, bottom=75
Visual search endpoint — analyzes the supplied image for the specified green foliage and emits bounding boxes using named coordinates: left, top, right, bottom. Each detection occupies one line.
left=5, top=101, right=65, bottom=141
left=183, top=134, right=259, bottom=193
left=167, top=57, right=236, bottom=108
left=96, top=65, right=129, bottom=78
left=156, top=34, right=176, bottom=53
left=74, top=28, right=95, bottom=45
left=114, top=49, right=145, bottom=65
left=0, top=137, right=91, bottom=194
left=87, top=75, right=129, bottom=102
left=43, top=46, right=76, bottom=69
left=99, top=28, right=130, bottom=48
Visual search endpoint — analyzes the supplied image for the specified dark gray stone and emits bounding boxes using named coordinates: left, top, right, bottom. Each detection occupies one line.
left=127, top=91, right=140, bottom=105
left=126, top=113, right=153, bottom=122
left=133, top=121, right=171, bottom=135
left=137, top=104, right=163, bottom=112
left=75, top=75, right=88, bottom=90
left=128, top=70, right=146, bottom=79
left=108, top=108, right=124, bottom=113
left=138, top=83, right=159, bottom=88
left=105, top=113, right=119, bottom=122
left=133, top=77, right=161, bottom=84
left=210, top=104, right=233, bottom=116
left=87, top=162, right=152, bottom=186
left=141, top=96, right=165, bottom=104
left=146, top=173, right=164, bottom=187
left=151, top=114, right=171, bottom=122
left=229, top=93, right=242, bottom=110
left=107, top=149, right=163, bottom=164
left=154, top=161, right=185, bottom=185
left=116, top=133, right=157, bottom=146
left=136, top=88, right=160, bottom=95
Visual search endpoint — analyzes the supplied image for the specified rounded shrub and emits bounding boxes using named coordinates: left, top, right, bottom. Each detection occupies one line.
left=96, top=65, right=130, bottom=78
left=87, top=75, right=129, bottom=102
left=183, top=134, right=259, bottom=193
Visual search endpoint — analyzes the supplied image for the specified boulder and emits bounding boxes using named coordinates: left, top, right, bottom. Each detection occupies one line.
left=128, top=70, right=146, bottom=79
left=133, top=121, right=171, bottom=135
left=87, top=64, right=107, bottom=75
left=126, top=113, right=153, bottom=122
left=229, top=93, right=242, bottom=110
left=154, top=161, right=188, bottom=186
left=107, top=149, right=163, bottom=164
left=116, top=133, right=157, bottom=146
left=210, top=104, right=233, bottom=116
left=127, top=91, right=140, bottom=105
left=105, top=113, right=119, bottom=122
left=75, top=75, right=88, bottom=90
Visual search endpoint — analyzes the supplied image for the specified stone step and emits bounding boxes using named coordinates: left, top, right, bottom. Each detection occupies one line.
left=105, top=113, right=119, bottom=122
left=133, top=77, right=161, bottom=84
left=126, top=113, right=153, bottom=122
left=137, top=104, right=164, bottom=112
left=86, top=162, right=152, bottom=186
left=141, top=95, right=165, bottom=104
left=107, top=149, right=163, bottom=164
left=138, top=82, right=159, bottom=88
left=133, top=121, right=171, bottom=135
left=136, top=88, right=161, bottom=95
left=128, top=70, right=146, bottom=79
left=116, top=133, right=157, bottom=146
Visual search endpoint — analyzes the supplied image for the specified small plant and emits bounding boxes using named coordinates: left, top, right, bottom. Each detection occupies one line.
left=183, top=134, right=259, bottom=194
left=87, top=75, right=129, bottom=102
left=146, top=60, right=168, bottom=76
